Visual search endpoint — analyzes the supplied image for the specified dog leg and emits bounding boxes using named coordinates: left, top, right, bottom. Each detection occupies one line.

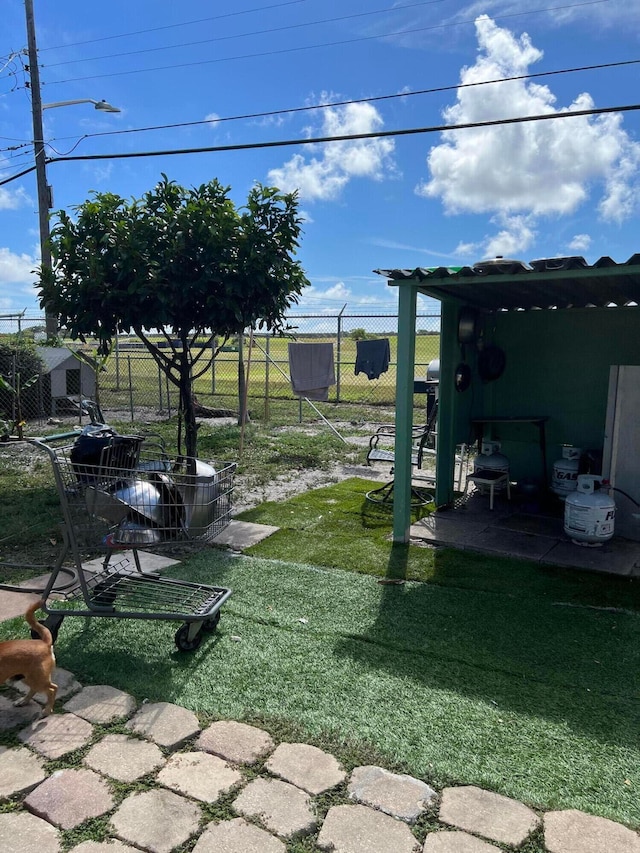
left=42, top=683, right=57, bottom=716
left=14, top=688, right=36, bottom=707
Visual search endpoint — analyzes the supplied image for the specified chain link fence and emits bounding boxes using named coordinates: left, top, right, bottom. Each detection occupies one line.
left=0, top=312, right=440, bottom=427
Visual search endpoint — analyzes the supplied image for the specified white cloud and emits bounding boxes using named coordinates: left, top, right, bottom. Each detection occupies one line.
left=0, top=247, right=37, bottom=283
left=205, top=112, right=220, bottom=125
left=450, top=0, right=635, bottom=29
left=453, top=240, right=481, bottom=257
left=567, top=234, right=591, bottom=252
left=0, top=185, right=30, bottom=211
left=267, top=99, right=396, bottom=202
left=0, top=247, right=39, bottom=313
left=483, top=213, right=536, bottom=258
left=417, top=16, right=640, bottom=226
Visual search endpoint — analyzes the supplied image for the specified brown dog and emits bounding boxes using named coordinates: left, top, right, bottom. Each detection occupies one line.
left=0, top=600, right=57, bottom=716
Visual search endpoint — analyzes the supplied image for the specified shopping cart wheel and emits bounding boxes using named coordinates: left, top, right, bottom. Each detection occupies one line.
left=202, top=612, right=220, bottom=633
left=31, top=613, right=65, bottom=644
left=175, top=622, right=203, bottom=652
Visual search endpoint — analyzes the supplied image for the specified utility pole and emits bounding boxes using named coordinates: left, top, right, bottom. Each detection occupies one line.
left=24, top=0, right=57, bottom=338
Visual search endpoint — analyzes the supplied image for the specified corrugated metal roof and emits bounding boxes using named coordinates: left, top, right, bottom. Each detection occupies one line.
left=374, top=254, right=640, bottom=312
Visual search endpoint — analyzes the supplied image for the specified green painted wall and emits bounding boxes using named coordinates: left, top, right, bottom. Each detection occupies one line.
left=465, top=307, right=640, bottom=483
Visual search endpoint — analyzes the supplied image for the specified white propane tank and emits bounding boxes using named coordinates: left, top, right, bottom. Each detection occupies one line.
left=474, top=441, right=509, bottom=473
left=564, top=475, right=615, bottom=546
left=473, top=441, right=509, bottom=491
left=551, top=445, right=582, bottom=500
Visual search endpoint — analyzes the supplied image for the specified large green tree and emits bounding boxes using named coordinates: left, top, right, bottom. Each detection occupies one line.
left=38, top=175, right=309, bottom=456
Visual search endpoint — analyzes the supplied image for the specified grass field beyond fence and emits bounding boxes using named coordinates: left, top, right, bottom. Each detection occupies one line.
left=95, top=328, right=441, bottom=415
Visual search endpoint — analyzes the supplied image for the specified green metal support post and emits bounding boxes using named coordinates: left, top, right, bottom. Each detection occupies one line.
left=434, top=301, right=458, bottom=508
left=392, top=283, right=418, bottom=543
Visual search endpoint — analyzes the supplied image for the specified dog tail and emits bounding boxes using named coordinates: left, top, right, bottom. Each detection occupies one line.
left=25, top=600, right=53, bottom=647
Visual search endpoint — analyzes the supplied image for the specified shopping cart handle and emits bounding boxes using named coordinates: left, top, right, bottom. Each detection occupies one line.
left=30, top=430, right=82, bottom=445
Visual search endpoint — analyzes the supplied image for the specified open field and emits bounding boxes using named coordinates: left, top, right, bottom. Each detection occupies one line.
left=87, top=332, right=441, bottom=414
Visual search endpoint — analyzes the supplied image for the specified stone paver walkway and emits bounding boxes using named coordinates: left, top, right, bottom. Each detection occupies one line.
left=0, top=672, right=638, bottom=853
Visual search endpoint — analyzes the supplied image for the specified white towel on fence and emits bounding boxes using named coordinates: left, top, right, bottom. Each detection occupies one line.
left=288, top=342, right=336, bottom=402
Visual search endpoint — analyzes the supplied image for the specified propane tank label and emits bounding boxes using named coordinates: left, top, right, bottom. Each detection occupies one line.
left=552, top=462, right=579, bottom=495
left=565, top=504, right=615, bottom=536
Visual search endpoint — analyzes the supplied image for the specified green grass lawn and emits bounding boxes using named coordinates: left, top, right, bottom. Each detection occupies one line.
left=10, top=549, right=637, bottom=829
left=3, top=478, right=637, bottom=830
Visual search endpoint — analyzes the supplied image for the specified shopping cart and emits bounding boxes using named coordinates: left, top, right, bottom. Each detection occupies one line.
left=30, top=431, right=236, bottom=651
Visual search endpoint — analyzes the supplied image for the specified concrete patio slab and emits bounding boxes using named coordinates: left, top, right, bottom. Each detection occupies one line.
left=232, top=777, right=317, bottom=839
left=348, top=765, right=437, bottom=824
left=193, top=817, right=286, bottom=853
left=0, top=746, right=46, bottom=799
left=18, top=713, right=94, bottom=759
left=544, top=539, right=640, bottom=576
left=158, top=751, right=243, bottom=803
left=0, top=810, right=61, bottom=853
left=317, top=804, right=419, bottom=853
left=409, top=515, right=490, bottom=546
left=265, top=743, right=346, bottom=796
left=467, top=527, right=558, bottom=561
left=125, top=701, right=200, bottom=749
left=24, top=768, right=114, bottom=830
left=544, top=809, right=640, bottom=853
left=81, top=550, right=181, bottom=574
left=196, top=720, right=275, bottom=765
left=439, top=786, right=540, bottom=847
left=0, top=578, right=55, bottom=622
left=84, top=734, right=165, bottom=782
left=63, top=685, right=136, bottom=723
left=111, top=788, right=201, bottom=853
left=493, top=513, right=564, bottom=538
left=423, top=830, right=501, bottom=851
left=212, top=520, right=279, bottom=549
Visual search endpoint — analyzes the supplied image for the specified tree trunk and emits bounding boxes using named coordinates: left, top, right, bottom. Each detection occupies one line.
left=237, top=333, right=249, bottom=426
left=179, top=347, right=198, bottom=459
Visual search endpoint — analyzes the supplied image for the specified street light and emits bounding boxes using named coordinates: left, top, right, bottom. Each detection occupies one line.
left=25, top=0, right=121, bottom=336
left=43, top=99, right=121, bottom=113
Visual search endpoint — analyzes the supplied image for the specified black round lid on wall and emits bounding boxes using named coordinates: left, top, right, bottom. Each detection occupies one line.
left=457, top=308, right=479, bottom=344
left=478, top=345, right=506, bottom=382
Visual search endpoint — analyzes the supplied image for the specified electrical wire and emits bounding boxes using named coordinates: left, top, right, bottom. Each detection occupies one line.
left=41, top=0, right=610, bottom=86
left=43, top=0, right=450, bottom=68
left=39, top=0, right=313, bottom=51
left=42, top=57, right=640, bottom=149
left=0, top=163, right=37, bottom=186
left=2, top=97, right=638, bottom=187
left=41, top=101, right=640, bottom=166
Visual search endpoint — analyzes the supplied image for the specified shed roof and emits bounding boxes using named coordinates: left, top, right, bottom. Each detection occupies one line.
left=374, top=254, right=640, bottom=312
left=36, top=346, right=96, bottom=372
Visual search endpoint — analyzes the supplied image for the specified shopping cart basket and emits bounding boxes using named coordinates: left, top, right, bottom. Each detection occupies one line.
left=30, top=432, right=236, bottom=651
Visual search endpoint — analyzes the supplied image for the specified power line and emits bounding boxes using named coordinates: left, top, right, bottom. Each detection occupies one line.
left=2, top=97, right=637, bottom=188
left=42, top=0, right=449, bottom=69
left=39, top=0, right=312, bottom=51
left=41, top=101, right=640, bottom=165
left=42, top=57, right=640, bottom=151
left=40, top=0, right=609, bottom=87
left=0, top=163, right=37, bottom=185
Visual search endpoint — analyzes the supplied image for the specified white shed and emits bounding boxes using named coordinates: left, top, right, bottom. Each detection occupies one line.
left=36, top=346, right=97, bottom=415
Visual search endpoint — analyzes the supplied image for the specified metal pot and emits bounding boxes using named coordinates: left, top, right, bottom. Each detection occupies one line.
left=86, top=479, right=165, bottom=526
left=112, top=521, right=163, bottom=546
left=173, top=459, right=219, bottom=536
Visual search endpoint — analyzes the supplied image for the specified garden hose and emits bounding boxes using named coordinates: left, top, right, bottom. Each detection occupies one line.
left=0, top=565, right=78, bottom=595
left=610, top=486, right=640, bottom=507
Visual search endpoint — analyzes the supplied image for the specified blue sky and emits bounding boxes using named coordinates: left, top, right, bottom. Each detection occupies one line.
left=1, top=0, right=639, bottom=319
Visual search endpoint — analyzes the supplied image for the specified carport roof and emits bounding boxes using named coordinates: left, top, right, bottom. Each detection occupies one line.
left=374, top=254, right=640, bottom=312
